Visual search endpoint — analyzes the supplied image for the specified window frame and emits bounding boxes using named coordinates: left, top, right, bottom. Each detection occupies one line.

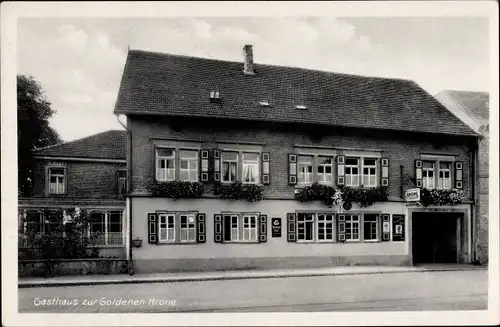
left=422, top=160, right=436, bottom=189
left=345, top=214, right=361, bottom=242
left=345, top=158, right=360, bottom=187
left=221, top=212, right=260, bottom=243
left=242, top=152, right=260, bottom=184
left=362, top=214, right=379, bottom=242
left=179, top=149, right=199, bottom=182
left=362, top=158, right=378, bottom=188
left=316, top=156, right=334, bottom=185
left=297, top=155, right=314, bottom=186
left=157, top=211, right=199, bottom=245
left=47, top=165, right=67, bottom=195
left=117, top=169, right=127, bottom=195
left=156, top=148, right=176, bottom=182
left=179, top=213, right=197, bottom=243
left=437, top=161, right=452, bottom=190
left=296, top=212, right=336, bottom=243
left=87, top=210, right=124, bottom=246
left=221, top=151, right=239, bottom=184
left=316, top=213, right=335, bottom=243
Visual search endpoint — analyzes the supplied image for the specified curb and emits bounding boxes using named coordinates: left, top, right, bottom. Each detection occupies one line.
left=18, top=266, right=486, bottom=289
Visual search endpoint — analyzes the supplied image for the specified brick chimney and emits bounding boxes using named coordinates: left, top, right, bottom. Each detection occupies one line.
left=243, top=44, right=255, bottom=75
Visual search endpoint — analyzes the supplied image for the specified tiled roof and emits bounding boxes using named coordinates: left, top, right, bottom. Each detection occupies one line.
left=443, top=90, right=489, bottom=123
left=33, top=130, right=127, bottom=160
left=114, top=49, right=478, bottom=137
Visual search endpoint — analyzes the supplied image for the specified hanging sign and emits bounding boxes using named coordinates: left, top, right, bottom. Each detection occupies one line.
left=405, top=188, right=421, bottom=202
left=271, top=218, right=282, bottom=237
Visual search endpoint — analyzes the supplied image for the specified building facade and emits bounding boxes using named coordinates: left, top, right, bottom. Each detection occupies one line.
left=436, top=90, right=489, bottom=264
left=18, top=130, right=128, bottom=259
left=114, top=46, right=480, bottom=273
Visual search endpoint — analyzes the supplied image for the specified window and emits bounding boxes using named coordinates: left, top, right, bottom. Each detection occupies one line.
left=222, top=152, right=238, bottom=183
left=222, top=214, right=258, bottom=242
left=25, top=211, right=44, bottom=233
left=107, top=211, right=123, bottom=245
left=362, top=158, right=377, bottom=187
left=89, top=212, right=105, bottom=245
left=317, top=214, right=334, bottom=242
left=48, top=167, right=65, bottom=194
left=363, top=214, right=379, bottom=241
left=297, top=213, right=335, bottom=242
left=345, top=215, right=360, bottom=241
left=242, top=153, right=260, bottom=184
left=180, top=214, right=196, bottom=242
left=438, top=162, right=452, bottom=189
left=159, top=214, right=176, bottom=243
left=317, top=156, right=333, bottom=184
left=345, top=158, right=360, bottom=187
left=422, top=161, right=435, bottom=189
left=156, top=148, right=175, bottom=181
left=117, top=170, right=127, bottom=195
left=179, top=150, right=198, bottom=182
left=298, top=155, right=313, bottom=185
left=157, top=212, right=198, bottom=244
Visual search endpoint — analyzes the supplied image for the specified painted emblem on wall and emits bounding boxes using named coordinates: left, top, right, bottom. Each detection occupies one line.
left=271, top=218, right=281, bottom=237
left=342, top=201, right=352, bottom=211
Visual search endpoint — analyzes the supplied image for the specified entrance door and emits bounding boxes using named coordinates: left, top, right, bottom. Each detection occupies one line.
left=412, top=213, right=460, bottom=264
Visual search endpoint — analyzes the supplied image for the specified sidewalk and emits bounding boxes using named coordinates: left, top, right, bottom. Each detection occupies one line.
left=18, top=264, right=486, bottom=288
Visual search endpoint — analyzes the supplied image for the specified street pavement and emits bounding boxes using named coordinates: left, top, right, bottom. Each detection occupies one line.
left=18, top=270, right=487, bottom=313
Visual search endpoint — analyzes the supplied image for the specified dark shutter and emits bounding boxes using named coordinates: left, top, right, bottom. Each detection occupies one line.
left=287, top=213, right=296, bottom=242
left=336, top=155, right=345, bottom=186
left=214, top=214, right=222, bottom=243
left=380, top=158, right=389, bottom=187
left=199, top=150, right=210, bottom=183
left=455, top=161, right=463, bottom=189
left=213, top=149, right=221, bottom=182
left=196, top=213, right=206, bottom=243
left=148, top=213, right=158, bottom=244
left=259, top=214, right=267, bottom=243
left=262, top=152, right=270, bottom=185
left=415, top=159, right=423, bottom=188
left=337, top=214, right=346, bottom=242
left=288, top=154, right=297, bottom=185
left=392, top=214, right=405, bottom=242
left=381, top=214, right=390, bottom=242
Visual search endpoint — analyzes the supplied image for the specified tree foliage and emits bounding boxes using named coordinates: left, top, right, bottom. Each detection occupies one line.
left=17, top=75, right=62, bottom=196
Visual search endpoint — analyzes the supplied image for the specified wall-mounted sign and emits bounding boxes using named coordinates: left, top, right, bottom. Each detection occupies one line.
left=405, top=188, right=421, bottom=202
left=271, top=218, right=281, bottom=237
left=392, top=214, right=405, bottom=242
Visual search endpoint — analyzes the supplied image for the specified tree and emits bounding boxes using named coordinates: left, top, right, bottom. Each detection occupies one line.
left=17, top=75, right=62, bottom=196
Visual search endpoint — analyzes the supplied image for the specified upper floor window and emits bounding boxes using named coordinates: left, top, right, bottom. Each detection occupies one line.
left=345, top=158, right=360, bottom=187
left=221, top=151, right=238, bottom=183
left=317, top=156, right=333, bottom=184
left=298, top=155, right=313, bottom=186
left=48, top=167, right=65, bottom=194
left=156, top=148, right=175, bottom=182
left=242, top=153, right=260, bottom=184
left=117, top=170, right=127, bottom=195
left=362, top=158, right=377, bottom=187
left=179, top=150, right=198, bottom=182
left=422, top=161, right=435, bottom=189
left=438, top=162, right=452, bottom=189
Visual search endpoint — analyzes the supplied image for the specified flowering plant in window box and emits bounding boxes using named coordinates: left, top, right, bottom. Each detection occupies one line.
left=131, top=237, right=143, bottom=248
left=212, top=181, right=264, bottom=203
left=294, top=182, right=388, bottom=208
left=150, top=181, right=204, bottom=199
left=419, top=188, right=464, bottom=206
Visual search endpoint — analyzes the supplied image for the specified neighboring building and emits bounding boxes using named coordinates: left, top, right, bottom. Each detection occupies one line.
left=436, top=90, right=489, bottom=264
left=114, top=45, right=479, bottom=273
left=18, top=130, right=128, bottom=258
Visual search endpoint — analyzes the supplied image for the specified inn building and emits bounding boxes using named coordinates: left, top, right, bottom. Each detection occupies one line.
left=111, top=45, right=479, bottom=272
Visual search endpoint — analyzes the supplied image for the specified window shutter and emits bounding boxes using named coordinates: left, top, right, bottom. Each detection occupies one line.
left=381, top=214, right=390, bottom=242
left=288, top=154, right=297, bottom=185
left=214, top=214, right=223, bottom=243
left=148, top=213, right=158, bottom=244
left=455, top=161, right=463, bottom=189
left=196, top=213, right=206, bottom=243
left=415, top=159, right=423, bottom=188
left=199, top=150, right=210, bottom=183
left=337, top=214, right=346, bottom=242
left=213, top=149, right=221, bottom=182
left=380, top=158, right=389, bottom=187
left=336, top=155, right=345, bottom=186
left=259, top=214, right=267, bottom=243
left=287, top=213, right=296, bottom=242
left=262, top=152, right=270, bottom=185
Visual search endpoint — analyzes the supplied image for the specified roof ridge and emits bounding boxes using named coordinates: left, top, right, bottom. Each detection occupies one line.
left=129, top=49, right=416, bottom=84
left=32, top=129, right=125, bottom=153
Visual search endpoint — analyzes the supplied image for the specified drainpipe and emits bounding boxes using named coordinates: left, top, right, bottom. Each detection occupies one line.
left=116, top=115, right=134, bottom=275
left=472, top=135, right=480, bottom=263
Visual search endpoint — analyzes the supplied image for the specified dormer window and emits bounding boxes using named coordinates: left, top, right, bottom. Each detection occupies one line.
left=209, top=90, right=221, bottom=102
left=259, top=101, right=270, bottom=107
left=295, top=105, right=307, bottom=110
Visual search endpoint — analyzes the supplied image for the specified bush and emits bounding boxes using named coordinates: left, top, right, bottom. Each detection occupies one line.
left=150, top=181, right=205, bottom=199
left=213, top=181, right=264, bottom=203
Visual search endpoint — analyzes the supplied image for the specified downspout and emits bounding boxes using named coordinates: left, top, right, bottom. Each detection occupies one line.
left=116, top=115, right=134, bottom=275
left=470, top=135, right=479, bottom=264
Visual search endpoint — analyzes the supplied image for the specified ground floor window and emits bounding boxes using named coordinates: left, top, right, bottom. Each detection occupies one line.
left=345, top=215, right=360, bottom=241
left=158, top=212, right=197, bottom=244
left=89, top=211, right=124, bottom=245
left=222, top=213, right=258, bottom=242
left=297, top=213, right=335, bottom=243
left=363, top=214, right=379, bottom=241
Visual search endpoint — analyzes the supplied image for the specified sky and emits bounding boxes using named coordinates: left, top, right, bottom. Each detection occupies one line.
left=17, top=16, right=490, bottom=142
